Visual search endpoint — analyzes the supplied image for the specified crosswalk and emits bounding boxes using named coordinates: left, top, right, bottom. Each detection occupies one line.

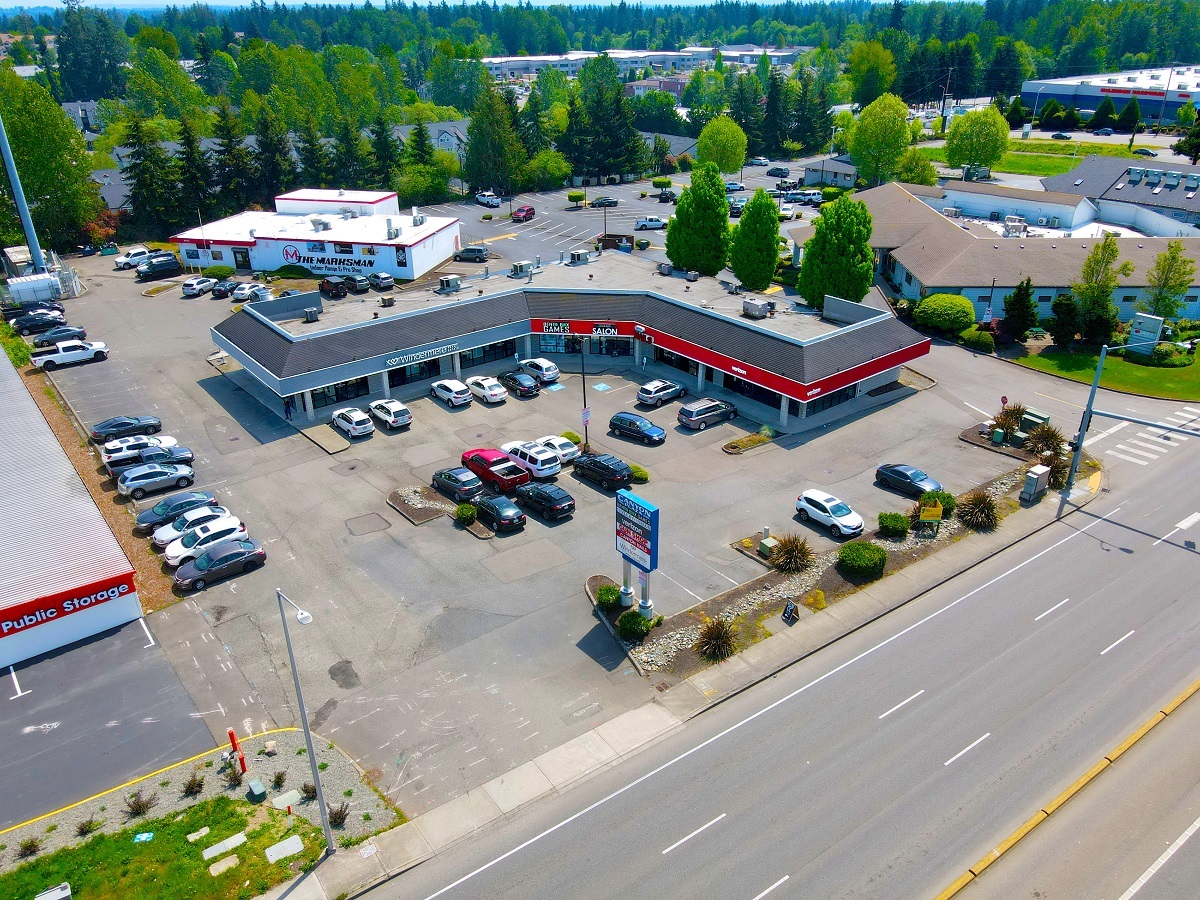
left=1098, top=406, right=1200, bottom=466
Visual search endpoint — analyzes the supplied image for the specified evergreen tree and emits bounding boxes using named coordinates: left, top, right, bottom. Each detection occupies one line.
left=252, top=107, right=296, bottom=204
left=332, top=118, right=370, bottom=190
left=556, top=94, right=593, bottom=178
left=1073, top=234, right=1132, bottom=345
left=797, top=197, right=874, bottom=308
left=1049, top=294, right=1080, bottom=348
left=404, top=121, right=436, bottom=168
left=212, top=99, right=253, bottom=214
left=296, top=117, right=329, bottom=188
left=1005, top=97, right=1029, bottom=129
left=729, top=189, right=780, bottom=291
left=762, top=69, right=787, bottom=158
left=368, top=114, right=402, bottom=187
left=518, top=88, right=550, bottom=157
left=1000, top=277, right=1038, bottom=340
left=175, top=116, right=214, bottom=223
left=727, top=74, right=765, bottom=157
left=755, top=53, right=771, bottom=90
left=1172, top=116, right=1200, bottom=164
left=463, top=86, right=526, bottom=196
left=664, top=162, right=730, bottom=277
left=1115, top=97, right=1141, bottom=133
left=124, top=113, right=179, bottom=234
left=1089, top=97, right=1118, bottom=130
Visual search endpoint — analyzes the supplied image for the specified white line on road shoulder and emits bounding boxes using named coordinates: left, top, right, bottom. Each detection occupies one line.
left=964, top=401, right=991, bottom=417
left=419, top=508, right=1120, bottom=900
left=750, top=875, right=790, bottom=899
left=1152, top=528, right=1179, bottom=547
left=1119, top=811, right=1200, bottom=899
left=138, top=617, right=155, bottom=648
left=662, top=813, right=726, bottom=854
left=1034, top=597, right=1071, bottom=621
left=1101, top=630, right=1135, bottom=655
left=879, top=689, right=925, bottom=719
left=8, top=665, right=30, bottom=699
left=944, top=733, right=991, bottom=766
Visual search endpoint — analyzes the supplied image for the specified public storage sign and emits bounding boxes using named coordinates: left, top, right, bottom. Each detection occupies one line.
left=1, top=573, right=136, bottom=636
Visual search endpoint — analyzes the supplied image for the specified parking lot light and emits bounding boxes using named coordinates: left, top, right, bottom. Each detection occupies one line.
left=275, top=588, right=335, bottom=856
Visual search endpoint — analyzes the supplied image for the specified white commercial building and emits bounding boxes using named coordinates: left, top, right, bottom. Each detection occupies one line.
left=172, top=189, right=462, bottom=281
left=1022, top=64, right=1200, bottom=123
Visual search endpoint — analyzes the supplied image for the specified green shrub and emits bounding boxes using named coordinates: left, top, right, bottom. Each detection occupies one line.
left=877, top=511, right=910, bottom=538
left=76, top=818, right=100, bottom=837
left=482, top=213, right=493, bottom=220
left=676, top=153, right=693, bottom=171
left=455, top=503, right=477, bottom=526
left=1025, top=423, right=1065, bottom=456
left=821, top=186, right=844, bottom=202
left=959, top=326, right=995, bottom=353
left=1047, top=453, right=1070, bottom=489
left=125, top=789, right=159, bottom=817
left=695, top=618, right=737, bottom=660
left=837, top=541, right=887, bottom=581
left=561, top=430, right=582, bottom=444
left=0, top=320, right=31, bottom=367
left=272, top=770, right=287, bottom=790
left=183, top=772, right=205, bottom=797
left=202, top=264, right=236, bottom=279
left=596, top=583, right=622, bottom=611
left=639, top=191, right=648, bottom=198
left=803, top=589, right=827, bottom=611
left=567, top=190, right=585, bottom=206
left=913, top=293, right=976, bottom=334
left=629, top=464, right=649, bottom=484
left=17, top=837, right=41, bottom=858
left=270, top=264, right=313, bottom=278
left=768, top=533, right=814, bottom=573
left=958, top=489, right=999, bottom=530
left=919, top=489, right=957, bottom=518
left=616, top=609, right=655, bottom=641
left=222, top=767, right=243, bottom=789
left=651, top=177, right=672, bottom=190
left=993, top=402, right=1027, bottom=440
left=301, top=782, right=317, bottom=800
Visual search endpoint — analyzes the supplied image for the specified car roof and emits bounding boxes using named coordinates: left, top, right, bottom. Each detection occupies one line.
left=802, top=489, right=839, bottom=502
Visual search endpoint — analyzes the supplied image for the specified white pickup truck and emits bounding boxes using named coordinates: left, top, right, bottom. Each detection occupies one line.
left=31, top=340, right=109, bottom=370
left=634, top=216, right=667, bottom=231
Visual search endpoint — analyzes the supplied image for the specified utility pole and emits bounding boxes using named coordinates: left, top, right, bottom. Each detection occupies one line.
left=940, top=67, right=957, bottom=130
left=0, top=107, right=46, bottom=272
left=1155, top=63, right=1178, bottom=135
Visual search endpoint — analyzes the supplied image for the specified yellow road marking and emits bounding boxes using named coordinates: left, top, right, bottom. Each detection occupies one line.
left=482, top=233, right=517, bottom=243
left=764, top=285, right=783, bottom=294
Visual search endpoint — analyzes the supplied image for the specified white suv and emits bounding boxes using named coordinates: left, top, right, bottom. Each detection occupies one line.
left=431, top=379, right=472, bottom=406
left=114, top=246, right=151, bottom=269
left=476, top=191, right=501, bottom=207
left=501, top=441, right=562, bottom=479
left=519, top=358, right=560, bottom=383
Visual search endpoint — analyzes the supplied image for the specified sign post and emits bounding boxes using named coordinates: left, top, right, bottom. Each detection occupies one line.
left=615, top=490, right=660, bottom=618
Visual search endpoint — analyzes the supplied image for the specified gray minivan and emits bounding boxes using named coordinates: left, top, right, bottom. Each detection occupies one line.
left=677, top=398, right=738, bottom=430
left=454, top=245, right=489, bottom=262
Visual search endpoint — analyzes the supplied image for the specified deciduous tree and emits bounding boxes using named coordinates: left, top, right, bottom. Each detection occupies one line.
left=848, top=41, right=897, bottom=107
left=944, top=107, right=1010, bottom=170
left=848, top=93, right=909, bottom=185
left=797, top=197, right=874, bottom=308
left=1140, top=241, right=1197, bottom=319
left=894, top=148, right=937, bottom=185
left=665, top=162, right=730, bottom=277
left=729, top=189, right=780, bottom=291
left=1073, top=233, right=1132, bottom=345
left=697, top=115, right=747, bottom=175
left=1173, top=116, right=1200, bottom=164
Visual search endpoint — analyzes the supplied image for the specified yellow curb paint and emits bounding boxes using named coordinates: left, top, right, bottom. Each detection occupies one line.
left=0, top=727, right=298, bottom=838
left=1160, top=676, right=1200, bottom=716
left=764, top=285, right=783, bottom=294
left=933, top=871, right=975, bottom=899
left=1088, top=472, right=1102, bottom=491
left=990, top=810, right=1047, bottom=861
left=1107, top=712, right=1166, bottom=763
left=1042, top=759, right=1110, bottom=816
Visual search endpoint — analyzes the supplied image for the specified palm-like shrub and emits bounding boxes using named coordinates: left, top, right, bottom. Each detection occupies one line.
left=993, top=402, right=1027, bottom=439
left=958, top=490, right=999, bottom=530
left=768, top=533, right=815, bottom=573
left=695, top=618, right=737, bottom=661
left=1025, top=423, right=1065, bottom=456
left=1047, top=454, right=1071, bottom=489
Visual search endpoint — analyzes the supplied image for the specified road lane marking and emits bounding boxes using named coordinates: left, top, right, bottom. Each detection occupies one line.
left=963, top=402, right=991, bottom=417
left=1034, top=391, right=1084, bottom=409
left=138, top=617, right=155, bottom=648
left=1084, top=421, right=1129, bottom=447
left=879, top=689, right=924, bottom=719
left=1101, top=630, right=1135, bottom=655
left=8, top=665, right=31, bottom=699
left=1136, top=432, right=1178, bottom=444
left=1176, top=512, right=1200, bottom=529
left=751, top=875, right=790, bottom=899
left=944, top=733, right=990, bottom=766
left=1113, top=444, right=1161, bottom=459
left=1152, top=528, right=1179, bottom=546
left=419, top=508, right=1119, bottom=900
left=1106, top=451, right=1149, bottom=465
left=1125, top=439, right=1170, bottom=453
left=662, top=813, right=726, bottom=854
left=1146, top=424, right=1188, bottom=439
left=1119, top=811, right=1200, bottom=898
left=1034, top=597, right=1071, bottom=621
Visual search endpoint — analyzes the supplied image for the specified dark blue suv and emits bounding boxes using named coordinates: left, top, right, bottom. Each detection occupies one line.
left=609, top=412, right=666, bottom=445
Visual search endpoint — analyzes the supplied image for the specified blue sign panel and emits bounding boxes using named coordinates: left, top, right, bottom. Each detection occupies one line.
left=615, top=490, right=659, bottom=573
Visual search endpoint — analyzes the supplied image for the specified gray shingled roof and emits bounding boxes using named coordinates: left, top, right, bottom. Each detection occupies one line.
left=1043, top=154, right=1200, bottom=215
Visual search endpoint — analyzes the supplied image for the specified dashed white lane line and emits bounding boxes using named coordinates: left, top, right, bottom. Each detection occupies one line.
left=879, top=689, right=924, bottom=720
left=1119, top=811, right=1200, bottom=898
left=1125, top=439, right=1170, bottom=453
left=661, top=813, right=726, bottom=854
left=1101, top=630, right=1135, bottom=655
left=944, top=733, right=990, bottom=766
left=1035, top=597, right=1070, bottom=621
left=750, top=875, right=790, bottom=899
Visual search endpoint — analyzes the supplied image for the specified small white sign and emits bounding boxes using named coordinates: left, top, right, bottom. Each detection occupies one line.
left=582, top=407, right=591, bottom=427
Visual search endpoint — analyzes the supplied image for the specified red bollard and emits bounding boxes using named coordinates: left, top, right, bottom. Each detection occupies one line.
left=227, top=727, right=240, bottom=753
left=238, top=749, right=247, bottom=774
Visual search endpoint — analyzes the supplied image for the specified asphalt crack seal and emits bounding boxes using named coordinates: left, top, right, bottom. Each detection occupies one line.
left=329, top=659, right=362, bottom=690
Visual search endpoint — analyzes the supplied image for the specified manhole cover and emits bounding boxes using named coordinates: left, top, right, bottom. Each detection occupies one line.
left=346, top=513, right=390, bottom=535
left=655, top=681, right=670, bottom=692
left=332, top=459, right=365, bottom=476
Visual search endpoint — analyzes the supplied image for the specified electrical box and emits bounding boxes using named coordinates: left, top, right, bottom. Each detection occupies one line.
left=303, top=307, right=319, bottom=323
left=1021, top=464, right=1051, bottom=502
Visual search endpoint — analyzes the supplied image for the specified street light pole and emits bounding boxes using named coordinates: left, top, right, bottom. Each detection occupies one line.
left=1155, top=63, right=1178, bottom=135
left=580, top=341, right=589, bottom=449
left=1032, top=86, right=1046, bottom=127
left=275, top=589, right=336, bottom=857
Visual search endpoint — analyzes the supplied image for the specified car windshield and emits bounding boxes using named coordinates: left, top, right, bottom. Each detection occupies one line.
left=908, top=469, right=928, bottom=481
left=182, top=529, right=205, bottom=548
left=829, top=502, right=853, bottom=517
left=171, top=513, right=194, bottom=531
left=637, top=421, right=653, bottom=431
left=193, top=552, right=214, bottom=572
left=151, top=499, right=171, bottom=515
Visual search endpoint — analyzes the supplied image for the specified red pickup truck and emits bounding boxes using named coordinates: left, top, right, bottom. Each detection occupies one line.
left=461, top=448, right=532, bottom=492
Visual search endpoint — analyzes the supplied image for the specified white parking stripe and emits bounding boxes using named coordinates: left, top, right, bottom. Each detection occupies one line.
left=1125, top=439, right=1170, bottom=453
left=1114, top=444, right=1161, bottom=459
left=1106, top=450, right=1149, bottom=465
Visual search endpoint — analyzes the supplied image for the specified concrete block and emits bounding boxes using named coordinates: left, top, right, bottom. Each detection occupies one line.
left=532, top=730, right=618, bottom=789
left=482, top=761, right=554, bottom=814
left=271, top=789, right=302, bottom=810
left=311, top=844, right=386, bottom=900
left=186, top=826, right=210, bottom=843
left=413, top=787, right=503, bottom=851
left=373, top=821, right=435, bottom=875
left=593, top=703, right=681, bottom=757
left=655, top=680, right=710, bottom=720
left=202, top=831, right=246, bottom=861
left=265, top=834, right=304, bottom=864
left=687, top=654, right=753, bottom=700
left=208, top=854, right=239, bottom=876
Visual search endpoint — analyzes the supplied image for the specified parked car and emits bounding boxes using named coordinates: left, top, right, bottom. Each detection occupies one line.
left=729, top=202, right=745, bottom=218
left=33, top=325, right=87, bottom=347
left=231, top=281, right=267, bottom=301
left=279, top=289, right=305, bottom=298
left=181, top=276, right=218, bottom=297
left=102, top=434, right=178, bottom=463
left=784, top=190, right=806, bottom=203
left=637, top=379, right=688, bottom=406
left=462, top=448, right=531, bottom=492
left=677, top=398, right=737, bottom=430
left=475, top=496, right=526, bottom=532
left=3, top=299, right=64, bottom=320
left=1051, top=132, right=1071, bottom=140
left=106, top=445, right=195, bottom=477
left=454, top=246, right=490, bottom=263
left=537, top=435, right=581, bottom=463
left=476, top=191, right=502, bottom=207
left=749, top=156, right=770, bottom=166
left=799, top=189, right=825, bottom=205
left=136, top=252, right=183, bottom=280
left=590, top=196, right=619, bottom=207
left=31, top=340, right=108, bottom=370
left=331, top=407, right=374, bottom=437
left=152, top=505, right=232, bottom=548
left=368, top=398, right=412, bottom=429
left=500, top=440, right=562, bottom=479
left=512, top=205, right=536, bottom=222
left=609, top=411, right=667, bottom=445
left=572, top=452, right=633, bottom=490
left=635, top=216, right=667, bottom=230
left=724, top=181, right=745, bottom=192
left=499, top=370, right=540, bottom=397
left=174, top=539, right=266, bottom=591
left=211, top=280, right=240, bottom=299
left=430, top=379, right=472, bottom=406
left=319, top=276, right=348, bottom=298
left=113, top=246, right=151, bottom=269
left=345, top=274, right=370, bottom=294
left=519, top=358, right=560, bottom=383
left=464, top=375, right=509, bottom=404
left=1092, top=127, right=1114, bottom=136
left=778, top=204, right=797, bottom=221
left=875, top=463, right=943, bottom=497
left=767, top=166, right=791, bottom=178
left=1133, top=147, right=1158, bottom=157
left=134, top=490, right=219, bottom=534
left=431, top=466, right=485, bottom=502
left=117, top=463, right=195, bottom=500
left=515, top=482, right=575, bottom=519
left=246, top=286, right=273, bottom=303
left=765, top=188, right=783, bottom=198
left=164, top=516, right=248, bottom=567
left=91, top=415, right=162, bottom=442
left=795, top=489, right=864, bottom=538
left=369, top=271, right=394, bottom=290
left=658, top=189, right=677, bottom=204
left=12, top=311, right=66, bottom=336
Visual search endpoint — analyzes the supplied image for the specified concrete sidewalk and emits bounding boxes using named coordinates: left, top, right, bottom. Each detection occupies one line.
left=261, top=477, right=1101, bottom=900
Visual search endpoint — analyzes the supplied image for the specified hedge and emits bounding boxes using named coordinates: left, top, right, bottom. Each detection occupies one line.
left=596, top=584, right=622, bottom=611
left=0, top=320, right=31, bottom=367
left=616, top=609, right=654, bottom=641
left=920, top=490, right=957, bottom=518
left=202, top=265, right=235, bottom=279
left=561, top=430, right=582, bottom=444
left=959, top=326, right=995, bottom=353
left=877, top=512, right=909, bottom=538
left=913, top=293, right=976, bottom=334
left=837, top=541, right=887, bottom=581
left=270, top=264, right=314, bottom=279
left=629, top=464, right=649, bottom=484
left=455, top=503, right=477, bottom=526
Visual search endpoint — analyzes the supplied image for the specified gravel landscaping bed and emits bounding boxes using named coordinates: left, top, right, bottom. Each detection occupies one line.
left=387, top=485, right=455, bottom=525
left=0, top=730, right=401, bottom=874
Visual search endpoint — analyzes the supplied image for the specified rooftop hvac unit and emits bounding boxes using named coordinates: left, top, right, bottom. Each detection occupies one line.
left=657, top=261, right=673, bottom=275
left=686, top=270, right=700, bottom=282
left=570, top=249, right=589, bottom=264
left=439, top=275, right=461, bottom=292
left=413, top=214, right=427, bottom=226
left=1049, top=216, right=1060, bottom=228
left=1185, top=174, right=1200, bottom=188
left=1147, top=169, right=1163, bottom=183
left=509, top=260, right=534, bottom=278
left=1128, top=167, right=1144, bottom=182
left=380, top=295, right=395, bottom=307
left=742, top=298, right=770, bottom=319
left=1166, top=171, right=1183, bottom=185
left=989, top=211, right=1002, bottom=221
left=303, top=307, right=319, bottom=323
left=1037, top=217, right=1048, bottom=226
left=942, top=207, right=962, bottom=218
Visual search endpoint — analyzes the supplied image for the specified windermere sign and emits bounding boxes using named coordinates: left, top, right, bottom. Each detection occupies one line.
left=386, top=343, right=459, bottom=367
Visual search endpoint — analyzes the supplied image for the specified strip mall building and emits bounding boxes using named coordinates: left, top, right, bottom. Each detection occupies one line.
left=210, top=254, right=930, bottom=430
left=0, top=360, right=141, bottom=668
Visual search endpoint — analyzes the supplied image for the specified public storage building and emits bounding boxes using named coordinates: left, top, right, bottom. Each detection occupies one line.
left=0, top=360, right=141, bottom=668
left=171, top=189, right=462, bottom=281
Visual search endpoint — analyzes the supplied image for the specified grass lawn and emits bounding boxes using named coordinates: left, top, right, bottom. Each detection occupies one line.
left=1014, top=349, right=1200, bottom=400
left=917, top=146, right=1078, bottom=177
left=0, top=796, right=322, bottom=900
left=1014, top=138, right=1156, bottom=158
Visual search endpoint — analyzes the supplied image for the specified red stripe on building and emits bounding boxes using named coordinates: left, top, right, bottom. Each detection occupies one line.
left=1, top=572, right=137, bottom=637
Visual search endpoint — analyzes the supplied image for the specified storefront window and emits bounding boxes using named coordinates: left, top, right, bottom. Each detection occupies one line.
left=721, top=373, right=781, bottom=409
left=459, top=340, right=517, bottom=370
left=538, top=335, right=582, bottom=354
left=310, top=377, right=370, bottom=409
left=589, top=337, right=632, bottom=356
left=211, top=250, right=224, bottom=260
left=387, top=360, right=440, bottom=387
left=654, top=348, right=698, bottom=375
left=806, top=384, right=857, bottom=415
left=185, top=248, right=200, bottom=260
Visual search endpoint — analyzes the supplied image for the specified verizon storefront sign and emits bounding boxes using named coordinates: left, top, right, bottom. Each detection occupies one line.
left=0, top=573, right=141, bottom=666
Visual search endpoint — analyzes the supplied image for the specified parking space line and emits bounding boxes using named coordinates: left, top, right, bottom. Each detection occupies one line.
left=138, top=617, right=155, bottom=648
left=963, top=402, right=990, bottom=417
left=656, top=569, right=704, bottom=601
left=673, top=545, right=739, bottom=585
left=8, top=665, right=31, bottom=699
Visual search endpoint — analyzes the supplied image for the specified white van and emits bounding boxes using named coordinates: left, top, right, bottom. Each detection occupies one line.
left=800, top=189, right=825, bottom=206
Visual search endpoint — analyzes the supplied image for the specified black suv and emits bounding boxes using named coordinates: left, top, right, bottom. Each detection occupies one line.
left=573, top=453, right=633, bottom=490
left=11, top=311, right=65, bottom=336
left=515, top=483, right=575, bottom=519
left=134, top=490, right=219, bottom=534
left=320, top=276, right=348, bottom=298
left=136, top=252, right=183, bottom=280
left=345, top=274, right=370, bottom=293
left=658, top=189, right=677, bottom=203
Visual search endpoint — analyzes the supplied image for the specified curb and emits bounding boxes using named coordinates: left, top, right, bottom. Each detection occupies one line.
left=585, top=575, right=646, bottom=677
left=933, top=675, right=1200, bottom=899
left=992, top=349, right=1200, bottom=403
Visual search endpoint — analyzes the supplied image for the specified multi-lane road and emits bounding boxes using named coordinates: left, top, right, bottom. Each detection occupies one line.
left=368, top=382, right=1200, bottom=899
